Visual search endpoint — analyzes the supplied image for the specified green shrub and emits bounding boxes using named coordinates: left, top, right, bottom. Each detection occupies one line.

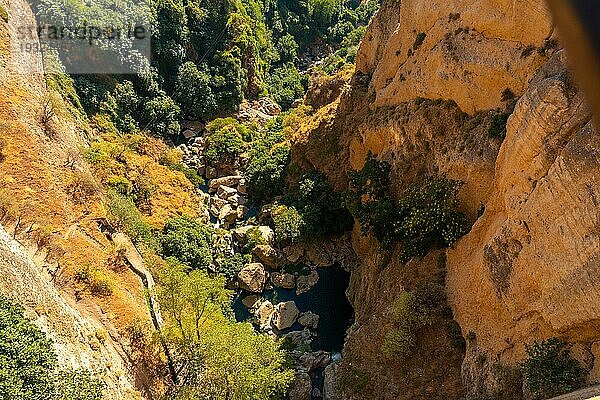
left=522, top=338, right=586, bottom=399
left=175, top=61, right=216, bottom=120
left=215, top=253, right=250, bottom=281
left=267, top=63, right=305, bottom=110
left=489, top=112, right=509, bottom=138
left=413, top=32, right=426, bottom=50
left=0, top=295, right=57, bottom=399
left=347, top=153, right=468, bottom=261
left=382, top=291, right=434, bottom=359
left=240, top=226, right=267, bottom=254
left=74, top=265, right=113, bottom=297
left=160, top=216, right=214, bottom=271
left=107, top=189, right=158, bottom=250
left=245, top=117, right=291, bottom=205
left=55, top=369, right=105, bottom=400
left=203, top=118, right=249, bottom=165
left=272, top=205, right=305, bottom=245
left=286, top=171, right=353, bottom=239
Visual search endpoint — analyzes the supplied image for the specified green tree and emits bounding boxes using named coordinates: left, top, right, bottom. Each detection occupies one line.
left=175, top=62, right=217, bottom=120
left=156, top=260, right=294, bottom=399
left=160, top=216, right=214, bottom=271
left=267, top=62, right=305, bottom=110
left=54, top=370, right=105, bottom=400
left=0, top=296, right=57, bottom=400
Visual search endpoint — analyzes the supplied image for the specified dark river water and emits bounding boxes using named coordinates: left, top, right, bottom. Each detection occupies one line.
left=232, top=265, right=354, bottom=353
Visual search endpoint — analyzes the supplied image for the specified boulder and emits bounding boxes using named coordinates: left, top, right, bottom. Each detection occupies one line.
left=323, top=363, right=342, bottom=400
left=283, top=245, right=304, bottom=264
left=238, top=263, right=268, bottom=293
left=217, top=185, right=237, bottom=199
left=242, top=295, right=260, bottom=309
left=296, top=270, right=319, bottom=295
left=233, top=225, right=274, bottom=244
left=237, top=178, right=248, bottom=194
left=283, top=329, right=314, bottom=348
left=253, top=244, right=286, bottom=268
left=271, top=272, right=296, bottom=289
left=255, top=300, right=274, bottom=330
left=298, top=312, right=319, bottom=330
left=271, top=301, right=299, bottom=331
left=218, top=204, right=237, bottom=224
left=298, top=351, right=330, bottom=372
left=209, top=197, right=227, bottom=218
left=288, top=372, right=311, bottom=400
left=182, top=129, right=196, bottom=139
left=208, top=175, right=243, bottom=193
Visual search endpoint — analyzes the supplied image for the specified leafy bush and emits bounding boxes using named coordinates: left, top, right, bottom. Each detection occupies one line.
left=382, top=291, right=434, bottom=358
left=413, top=32, right=427, bottom=50
left=74, top=265, right=113, bottom=297
left=0, top=296, right=105, bottom=400
left=175, top=62, right=216, bottom=120
left=0, top=295, right=57, bottom=399
left=215, top=253, right=251, bottom=281
left=160, top=216, right=214, bottom=271
left=240, top=226, right=267, bottom=254
left=107, top=189, right=158, bottom=250
left=522, top=338, right=586, bottom=399
left=267, top=63, right=305, bottom=110
left=203, top=118, right=250, bottom=165
left=245, top=117, right=290, bottom=205
left=272, top=205, right=305, bottom=245
left=286, top=171, right=353, bottom=239
left=55, top=369, right=105, bottom=400
left=347, top=153, right=468, bottom=260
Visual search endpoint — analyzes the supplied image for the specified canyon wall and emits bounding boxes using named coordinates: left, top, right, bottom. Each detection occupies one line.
left=296, top=0, right=600, bottom=398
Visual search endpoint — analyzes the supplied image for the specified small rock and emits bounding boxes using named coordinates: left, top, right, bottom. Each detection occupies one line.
left=208, top=175, right=243, bottom=193
left=238, top=263, right=268, bottom=293
left=271, top=272, right=296, bottom=289
left=236, top=205, right=249, bottom=219
left=206, top=166, right=217, bottom=179
left=296, top=270, right=319, bottom=295
left=237, top=178, right=248, bottom=194
left=255, top=300, right=274, bottom=330
left=298, top=351, right=330, bottom=372
left=283, top=245, right=304, bottom=264
left=182, top=129, right=196, bottom=139
left=217, top=185, right=237, bottom=199
left=283, top=328, right=314, bottom=348
left=209, top=197, right=228, bottom=218
left=242, top=295, right=260, bottom=309
left=289, top=372, right=311, bottom=400
left=253, top=244, right=286, bottom=268
left=271, top=301, right=299, bottom=330
left=298, top=312, right=319, bottom=330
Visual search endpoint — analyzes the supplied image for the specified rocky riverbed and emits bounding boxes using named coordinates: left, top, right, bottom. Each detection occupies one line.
left=176, top=104, right=357, bottom=399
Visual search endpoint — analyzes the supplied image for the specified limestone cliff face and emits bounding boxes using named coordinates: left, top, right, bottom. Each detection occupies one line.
left=356, top=0, right=554, bottom=114
left=296, top=0, right=600, bottom=398
left=447, top=50, right=600, bottom=396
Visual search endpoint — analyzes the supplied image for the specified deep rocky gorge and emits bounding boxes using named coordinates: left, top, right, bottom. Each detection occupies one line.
left=2, top=0, right=600, bottom=398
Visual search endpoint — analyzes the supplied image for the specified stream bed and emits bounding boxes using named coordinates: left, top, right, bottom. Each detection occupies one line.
left=232, top=265, right=354, bottom=353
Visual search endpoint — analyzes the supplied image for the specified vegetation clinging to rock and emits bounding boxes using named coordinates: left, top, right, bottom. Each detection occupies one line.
left=522, top=338, right=586, bottom=399
left=347, top=153, right=469, bottom=261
